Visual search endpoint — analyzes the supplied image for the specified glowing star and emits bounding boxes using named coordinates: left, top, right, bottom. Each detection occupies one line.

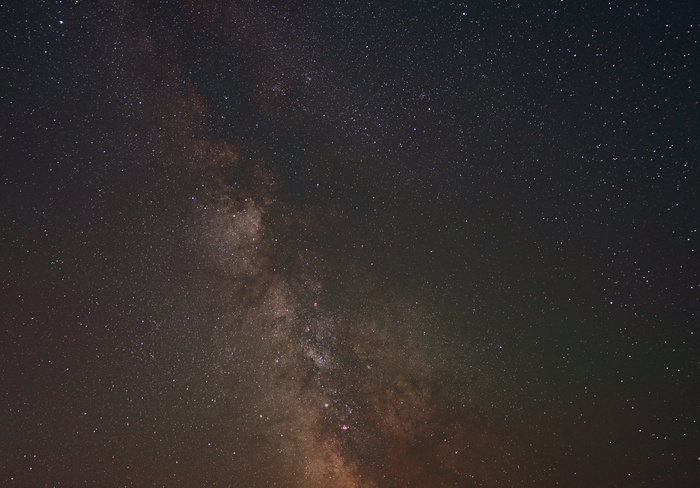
left=340, top=424, right=350, bottom=431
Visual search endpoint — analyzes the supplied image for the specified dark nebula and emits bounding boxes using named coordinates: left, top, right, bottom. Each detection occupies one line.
left=1, top=1, right=697, bottom=487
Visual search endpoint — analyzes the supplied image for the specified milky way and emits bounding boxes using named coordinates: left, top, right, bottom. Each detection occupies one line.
left=164, top=82, right=504, bottom=486
left=1, top=1, right=697, bottom=487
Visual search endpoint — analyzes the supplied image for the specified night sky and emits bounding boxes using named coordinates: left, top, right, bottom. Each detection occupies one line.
left=1, top=1, right=698, bottom=486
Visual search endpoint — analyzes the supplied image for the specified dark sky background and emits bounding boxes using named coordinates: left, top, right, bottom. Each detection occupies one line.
left=1, top=1, right=698, bottom=487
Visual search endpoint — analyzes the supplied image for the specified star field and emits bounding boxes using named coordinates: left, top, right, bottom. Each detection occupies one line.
left=1, top=1, right=698, bottom=487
